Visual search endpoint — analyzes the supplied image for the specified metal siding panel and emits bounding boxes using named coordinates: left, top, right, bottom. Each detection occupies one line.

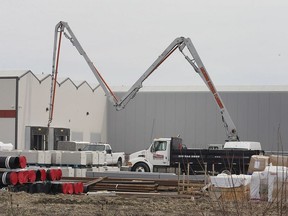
left=134, top=93, right=148, bottom=152
left=121, top=95, right=134, bottom=153
left=205, top=93, right=219, bottom=144
left=164, top=93, right=176, bottom=137
left=268, top=93, right=282, bottom=151
left=106, top=90, right=288, bottom=153
left=145, top=93, right=157, bottom=145
left=257, top=93, right=270, bottom=150
left=280, top=93, right=288, bottom=151
left=194, top=92, right=207, bottom=147
left=184, top=92, right=197, bottom=147
left=154, top=92, right=166, bottom=138
left=247, top=93, right=259, bottom=142
left=174, top=93, right=187, bottom=139
left=237, top=93, right=249, bottom=140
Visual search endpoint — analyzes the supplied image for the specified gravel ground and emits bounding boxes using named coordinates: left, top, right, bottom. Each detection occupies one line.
left=0, top=191, right=287, bottom=216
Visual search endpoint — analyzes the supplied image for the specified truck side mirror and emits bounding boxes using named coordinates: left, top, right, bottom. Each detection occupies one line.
left=106, top=149, right=112, bottom=154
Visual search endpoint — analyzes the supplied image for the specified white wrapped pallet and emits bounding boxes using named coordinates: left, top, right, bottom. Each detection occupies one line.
left=60, top=167, right=74, bottom=177
left=267, top=166, right=288, bottom=202
left=250, top=171, right=269, bottom=200
left=21, top=150, right=45, bottom=164
left=43, top=151, right=52, bottom=165
left=85, top=152, right=93, bottom=165
left=74, top=168, right=87, bottom=177
left=61, top=151, right=87, bottom=166
left=82, top=151, right=106, bottom=166
left=0, top=150, right=22, bottom=157
left=51, top=151, right=63, bottom=165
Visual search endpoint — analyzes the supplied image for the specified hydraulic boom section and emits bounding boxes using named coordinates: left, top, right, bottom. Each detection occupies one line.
left=48, top=21, right=239, bottom=142
left=116, top=37, right=239, bottom=141
left=48, top=21, right=118, bottom=127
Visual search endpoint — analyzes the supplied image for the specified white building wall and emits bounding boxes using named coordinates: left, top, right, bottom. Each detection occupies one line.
left=0, top=71, right=107, bottom=150
left=18, top=73, right=51, bottom=149
left=52, top=80, right=107, bottom=143
left=0, top=78, right=17, bottom=145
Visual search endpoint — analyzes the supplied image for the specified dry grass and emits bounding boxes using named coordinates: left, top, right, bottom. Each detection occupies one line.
left=0, top=190, right=287, bottom=216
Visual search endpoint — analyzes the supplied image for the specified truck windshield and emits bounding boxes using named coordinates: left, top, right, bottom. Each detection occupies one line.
left=83, top=145, right=105, bottom=151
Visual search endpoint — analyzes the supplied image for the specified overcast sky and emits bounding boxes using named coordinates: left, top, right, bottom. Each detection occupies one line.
left=1, top=0, right=288, bottom=87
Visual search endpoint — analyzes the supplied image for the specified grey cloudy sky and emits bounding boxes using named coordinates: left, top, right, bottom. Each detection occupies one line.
left=1, top=0, right=288, bottom=87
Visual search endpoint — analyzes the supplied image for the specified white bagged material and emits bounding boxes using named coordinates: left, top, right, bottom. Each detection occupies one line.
left=267, top=166, right=288, bottom=202
left=210, top=174, right=251, bottom=188
left=250, top=171, right=269, bottom=200
left=0, top=142, right=13, bottom=151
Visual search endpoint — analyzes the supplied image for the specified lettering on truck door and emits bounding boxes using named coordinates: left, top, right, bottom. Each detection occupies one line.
left=147, top=140, right=169, bottom=166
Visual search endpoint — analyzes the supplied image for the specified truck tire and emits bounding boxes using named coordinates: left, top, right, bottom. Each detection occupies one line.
left=132, top=162, right=150, bottom=172
left=117, top=158, right=122, bottom=168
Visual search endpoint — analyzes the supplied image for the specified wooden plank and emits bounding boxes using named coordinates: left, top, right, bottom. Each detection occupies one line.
left=83, top=176, right=107, bottom=187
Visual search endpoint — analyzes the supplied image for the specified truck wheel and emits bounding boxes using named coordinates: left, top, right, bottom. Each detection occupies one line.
left=132, top=162, right=150, bottom=172
left=117, top=158, right=122, bottom=168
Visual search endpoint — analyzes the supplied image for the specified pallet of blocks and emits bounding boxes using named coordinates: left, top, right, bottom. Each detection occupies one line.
left=209, top=174, right=251, bottom=201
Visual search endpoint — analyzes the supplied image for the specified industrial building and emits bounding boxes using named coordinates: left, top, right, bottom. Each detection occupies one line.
left=0, top=70, right=107, bottom=150
left=1, top=70, right=288, bottom=153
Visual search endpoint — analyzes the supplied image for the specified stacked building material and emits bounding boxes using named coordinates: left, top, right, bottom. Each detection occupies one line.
left=0, top=156, right=27, bottom=187
left=9, top=167, right=83, bottom=194
left=0, top=155, right=84, bottom=194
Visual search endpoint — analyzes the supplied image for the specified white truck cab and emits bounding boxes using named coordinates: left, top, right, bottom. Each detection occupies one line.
left=128, top=137, right=178, bottom=172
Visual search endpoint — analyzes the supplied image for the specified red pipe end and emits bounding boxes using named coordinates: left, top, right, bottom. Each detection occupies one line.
left=47, top=169, right=57, bottom=181
left=40, top=169, right=47, bottom=181
left=18, top=171, right=28, bottom=184
left=73, top=183, right=77, bottom=194
left=67, top=183, right=73, bottom=194
left=78, top=182, right=84, bottom=194
left=28, top=170, right=36, bottom=183
left=9, top=172, right=18, bottom=186
left=56, top=169, right=62, bottom=180
left=19, top=156, right=27, bottom=169
left=62, top=183, right=68, bottom=194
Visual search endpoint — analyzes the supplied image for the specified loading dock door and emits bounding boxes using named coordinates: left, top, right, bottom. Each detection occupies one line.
left=30, top=127, right=48, bottom=150
left=53, top=128, right=70, bottom=150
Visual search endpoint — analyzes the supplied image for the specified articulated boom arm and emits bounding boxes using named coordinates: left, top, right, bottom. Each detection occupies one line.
left=116, top=37, right=239, bottom=141
left=48, top=21, right=239, bottom=141
left=48, top=21, right=118, bottom=126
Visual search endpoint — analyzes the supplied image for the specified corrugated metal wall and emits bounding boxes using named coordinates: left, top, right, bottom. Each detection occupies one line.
left=107, top=90, right=288, bottom=153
